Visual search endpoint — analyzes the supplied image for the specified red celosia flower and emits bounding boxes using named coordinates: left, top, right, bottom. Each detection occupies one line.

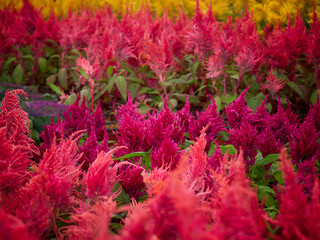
left=234, top=11, right=263, bottom=90
left=276, top=149, right=320, bottom=239
left=0, top=209, right=36, bottom=240
left=263, top=68, right=286, bottom=94
left=250, top=95, right=270, bottom=133
left=0, top=89, right=37, bottom=196
left=210, top=151, right=268, bottom=240
left=226, top=87, right=253, bottom=129
left=306, top=10, right=320, bottom=88
left=66, top=197, right=116, bottom=240
left=296, top=159, right=318, bottom=194
left=146, top=99, right=185, bottom=147
left=207, top=140, right=223, bottom=171
left=39, top=131, right=83, bottom=209
left=8, top=173, right=51, bottom=238
left=228, top=120, right=259, bottom=165
left=119, top=164, right=146, bottom=200
left=85, top=147, right=124, bottom=199
left=269, top=97, right=298, bottom=145
left=150, top=134, right=182, bottom=170
left=257, top=126, right=282, bottom=158
left=40, top=93, right=106, bottom=155
left=119, top=203, right=154, bottom=240
left=149, top=164, right=209, bottom=240
left=185, top=2, right=218, bottom=61
left=0, top=89, right=37, bottom=155
left=289, top=115, right=319, bottom=164
left=115, top=95, right=149, bottom=154
left=188, top=97, right=225, bottom=149
left=142, top=166, right=170, bottom=197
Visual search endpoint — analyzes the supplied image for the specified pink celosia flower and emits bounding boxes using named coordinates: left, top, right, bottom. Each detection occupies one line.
left=185, top=2, right=218, bottom=61
left=85, top=147, right=124, bottom=199
left=146, top=99, right=185, bottom=147
left=0, top=89, right=37, bottom=155
left=263, top=68, right=286, bottom=94
left=0, top=209, right=36, bottom=240
left=119, top=165, right=146, bottom=200
left=188, top=97, right=225, bottom=149
left=66, top=197, right=116, bottom=240
left=150, top=133, right=182, bottom=170
left=228, top=120, right=258, bottom=165
left=206, top=51, right=224, bottom=80
left=289, top=115, right=319, bottom=164
left=119, top=203, right=154, bottom=240
left=276, top=149, right=320, bottom=239
left=269, top=97, right=298, bottom=145
left=210, top=151, right=268, bottom=240
left=250, top=95, right=270, bottom=133
left=8, top=173, right=51, bottom=238
left=39, top=131, right=84, bottom=209
left=183, top=125, right=209, bottom=194
left=142, top=166, right=170, bottom=197
left=226, top=87, right=253, bottom=129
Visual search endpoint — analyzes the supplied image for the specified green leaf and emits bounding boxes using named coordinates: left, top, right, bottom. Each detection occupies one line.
left=12, top=64, right=24, bottom=84
left=128, top=83, right=140, bottom=99
left=115, top=183, right=131, bottom=204
left=33, top=116, right=56, bottom=132
left=138, top=104, right=151, bottom=114
left=141, top=156, right=151, bottom=169
left=115, top=76, right=127, bottom=101
left=93, top=84, right=109, bottom=103
left=3, top=57, right=16, bottom=70
left=286, top=81, right=304, bottom=100
left=258, top=185, right=275, bottom=197
left=252, top=165, right=266, bottom=179
left=310, top=89, right=320, bottom=105
left=255, top=154, right=279, bottom=166
left=78, top=66, right=88, bottom=80
left=113, top=151, right=150, bottom=161
left=47, top=82, right=63, bottom=95
left=221, top=93, right=237, bottom=103
left=107, top=66, right=114, bottom=78
left=107, top=75, right=116, bottom=92
left=64, top=93, right=77, bottom=105
left=214, top=96, right=221, bottom=112
left=38, top=57, right=48, bottom=74
left=274, top=171, right=284, bottom=184
left=58, top=67, right=68, bottom=90
left=192, top=61, right=199, bottom=79
left=247, top=93, right=266, bottom=111
left=257, top=185, right=277, bottom=208
left=172, top=93, right=200, bottom=104
left=169, top=99, right=178, bottom=109
left=209, top=144, right=237, bottom=156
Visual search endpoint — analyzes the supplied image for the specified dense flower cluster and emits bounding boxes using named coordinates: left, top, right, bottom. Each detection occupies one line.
left=1, top=89, right=319, bottom=239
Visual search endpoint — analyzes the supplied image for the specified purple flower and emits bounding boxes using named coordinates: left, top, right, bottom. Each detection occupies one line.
left=24, top=100, right=67, bottom=118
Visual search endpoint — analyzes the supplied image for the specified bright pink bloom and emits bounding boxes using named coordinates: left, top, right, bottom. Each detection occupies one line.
left=263, top=68, right=286, bottom=94
left=210, top=152, right=268, bottom=240
left=226, top=87, right=253, bottom=129
left=85, top=147, right=124, bottom=199
left=276, top=149, right=320, bottom=239
left=66, top=197, right=115, bottom=240
left=189, top=97, right=225, bottom=149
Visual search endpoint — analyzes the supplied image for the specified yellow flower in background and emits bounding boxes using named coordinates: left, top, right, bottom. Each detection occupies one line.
left=0, top=0, right=319, bottom=29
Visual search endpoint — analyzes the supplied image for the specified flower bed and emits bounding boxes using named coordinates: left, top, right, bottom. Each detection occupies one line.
left=1, top=1, right=320, bottom=239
